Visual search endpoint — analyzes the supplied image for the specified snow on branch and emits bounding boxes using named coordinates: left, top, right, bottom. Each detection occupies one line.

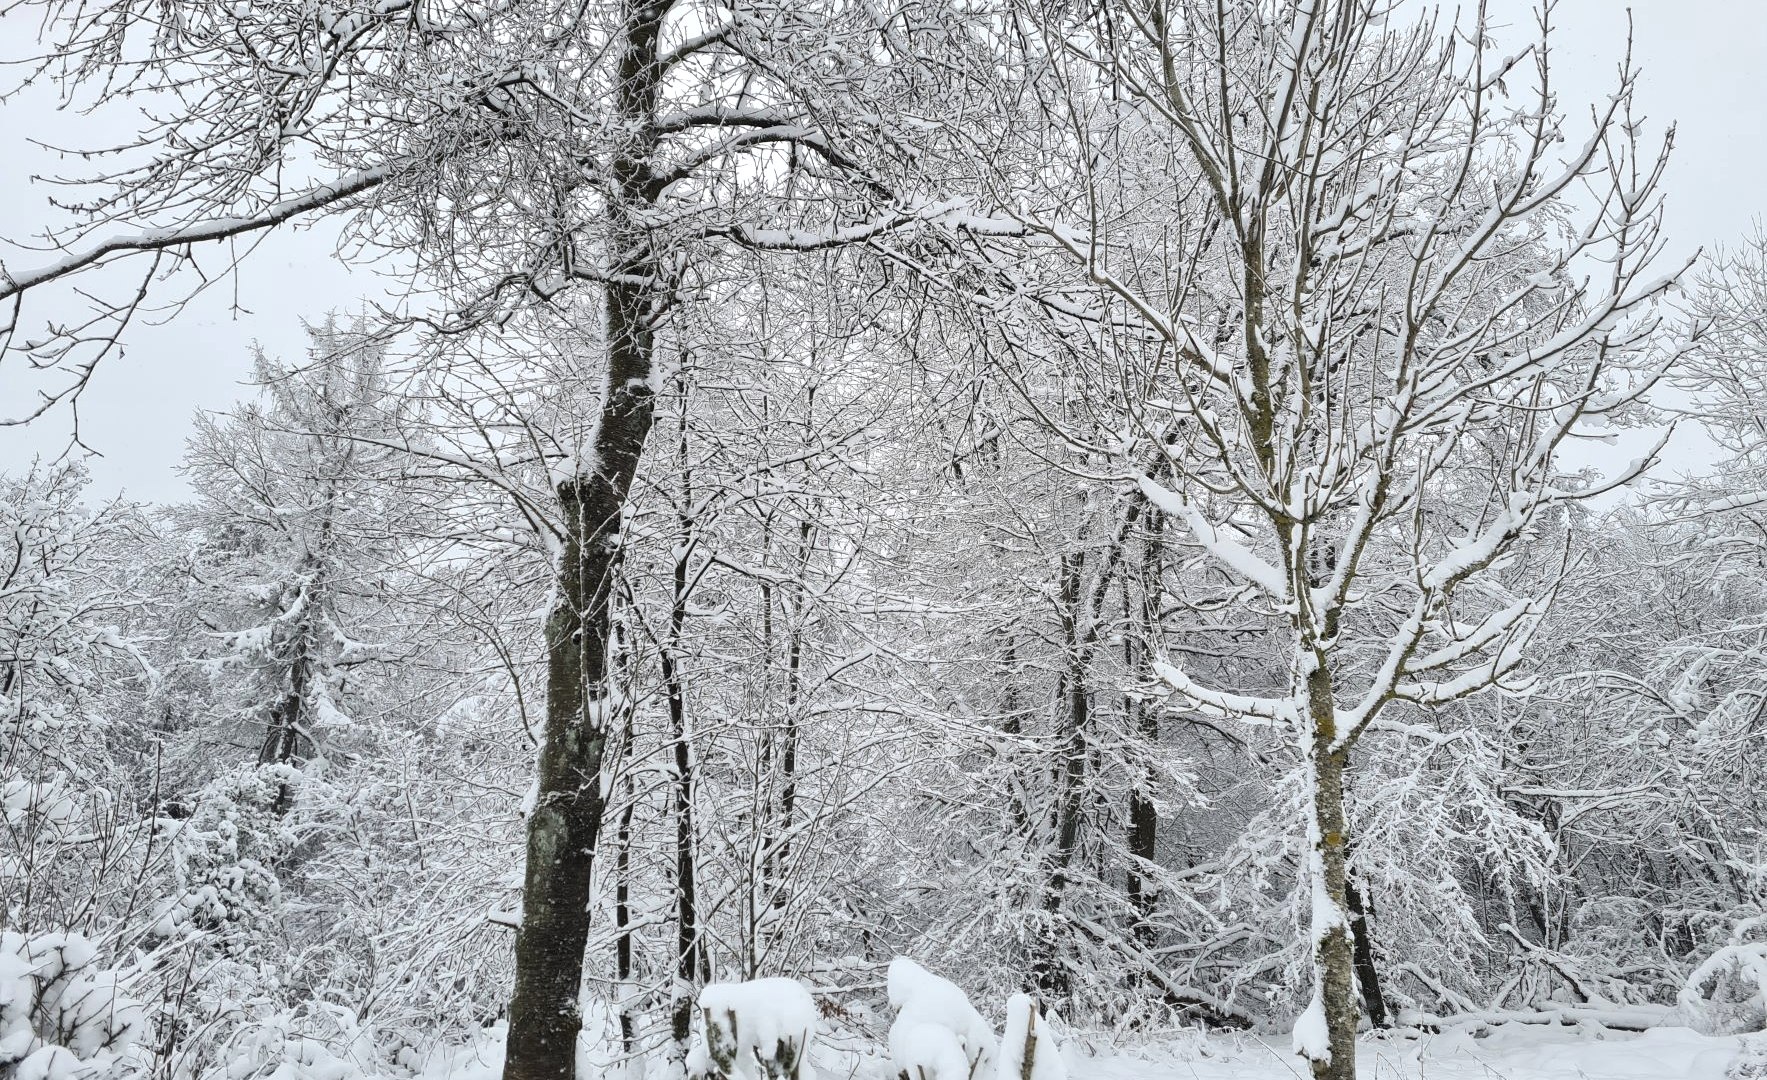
left=1137, top=477, right=1288, bottom=599
left=1153, top=660, right=1300, bottom=726
left=0, top=167, right=390, bottom=303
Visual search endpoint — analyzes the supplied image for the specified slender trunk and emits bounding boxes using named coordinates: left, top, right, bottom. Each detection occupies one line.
left=664, top=387, right=707, bottom=1054
left=752, top=563, right=774, bottom=973
left=1037, top=551, right=1089, bottom=999
left=756, top=432, right=777, bottom=938
left=503, top=8, right=665, bottom=1077
left=664, top=641, right=705, bottom=1047
left=1123, top=600, right=1155, bottom=933
left=999, top=635, right=1032, bottom=836
left=1124, top=700, right=1159, bottom=943
left=613, top=689, right=638, bottom=1056
left=614, top=784, right=637, bottom=1053
left=771, top=515, right=810, bottom=912
left=1345, top=874, right=1387, bottom=1028
left=1125, top=510, right=1164, bottom=948
left=1306, top=664, right=1357, bottom=1080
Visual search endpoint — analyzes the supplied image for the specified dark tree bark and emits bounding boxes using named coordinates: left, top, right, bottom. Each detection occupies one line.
left=1037, top=492, right=1148, bottom=1000
left=664, top=378, right=708, bottom=1052
left=614, top=784, right=638, bottom=1053
left=1036, top=550, right=1090, bottom=1000
left=258, top=650, right=311, bottom=768
left=1125, top=502, right=1165, bottom=948
left=1346, top=874, right=1388, bottom=1028
left=769, top=514, right=812, bottom=910
left=502, top=5, right=667, bottom=1077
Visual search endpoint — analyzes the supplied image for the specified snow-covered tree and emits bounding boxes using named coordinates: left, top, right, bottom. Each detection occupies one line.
left=0, top=462, right=157, bottom=936
left=964, top=2, right=1688, bottom=1073
left=176, top=322, right=409, bottom=779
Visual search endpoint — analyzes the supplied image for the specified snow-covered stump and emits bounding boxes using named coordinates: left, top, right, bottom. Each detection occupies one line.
left=689, top=978, right=818, bottom=1080
left=886, top=959, right=998, bottom=1080
left=995, top=995, right=1063, bottom=1080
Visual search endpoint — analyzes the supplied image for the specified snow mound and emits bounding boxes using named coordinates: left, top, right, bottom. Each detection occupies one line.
left=886, top=958, right=997, bottom=1080
left=1290, top=993, right=1330, bottom=1062
left=0, top=931, right=145, bottom=1076
left=691, top=977, right=819, bottom=1080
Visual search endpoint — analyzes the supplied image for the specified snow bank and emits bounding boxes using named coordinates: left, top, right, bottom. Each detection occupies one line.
left=1078, top=1023, right=1743, bottom=1080
left=690, top=977, right=819, bottom=1080
left=886, top=958, right=997, bottom=1080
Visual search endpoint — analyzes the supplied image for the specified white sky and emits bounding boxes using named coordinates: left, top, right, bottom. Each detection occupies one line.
left=0, top=0, right=1762, bottom=503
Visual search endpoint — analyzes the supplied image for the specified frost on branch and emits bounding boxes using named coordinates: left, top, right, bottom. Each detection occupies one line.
left=887, top=958, right=998, bottom=1080
left=688, top=978, right=818, bottom=1080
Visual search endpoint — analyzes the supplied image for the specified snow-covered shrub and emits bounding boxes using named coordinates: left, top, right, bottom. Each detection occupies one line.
left=199, top=1008, right=381, bottom=1080
left=1681, top=943, right=1767, bottom=1035
left=0, top=776, right=84, bottom=832
left=886, top=959, right=998, bottom=1080
left=994, top=996, right=1063, bottom=1080
left=0, top=932, right=146, bottom=1075
left=157, top=764, right=303, bottom=952
left=689, top=979, right=818, bottom=1080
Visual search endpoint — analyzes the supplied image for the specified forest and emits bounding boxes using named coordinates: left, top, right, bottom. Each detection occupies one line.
left=1, top=2, right=1765, bottom=1079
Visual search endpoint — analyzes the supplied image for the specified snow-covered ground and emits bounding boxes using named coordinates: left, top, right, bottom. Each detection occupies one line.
left=1079, top=1026, right=1745, bottom=1080
left=400, top=1024, right=1750, bottom=1080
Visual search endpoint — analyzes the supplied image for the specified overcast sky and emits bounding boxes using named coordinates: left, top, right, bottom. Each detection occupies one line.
left=0, top=0, right=1762, bottom=503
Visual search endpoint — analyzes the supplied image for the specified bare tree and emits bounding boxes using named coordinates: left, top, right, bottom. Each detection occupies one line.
left=969, top=1, right=1689, bottom=1074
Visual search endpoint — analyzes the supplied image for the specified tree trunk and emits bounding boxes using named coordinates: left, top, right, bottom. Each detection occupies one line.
left=1125, top=706, right=1159, bottom=944
left=1125, top=508, right=1164, bottom=949
left=614, top=784, right=637, bottom=1054
left=998, top=635, right=1032, bottom=836
left=1306, top=664, right=1358, bottom=1080
left=770, top=515, right=811, bottom=912
left=258, top=655, right=309, bottom=767
left=1037, top=551, right=1089, bottom=1000
left=1345, top=875, right=1387, bottom=1028
left=261, top=629, right=314, bottom=816
left=502, top=8, right=665, bottom=1076
left=664, top=386, right=707, bottom=1055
